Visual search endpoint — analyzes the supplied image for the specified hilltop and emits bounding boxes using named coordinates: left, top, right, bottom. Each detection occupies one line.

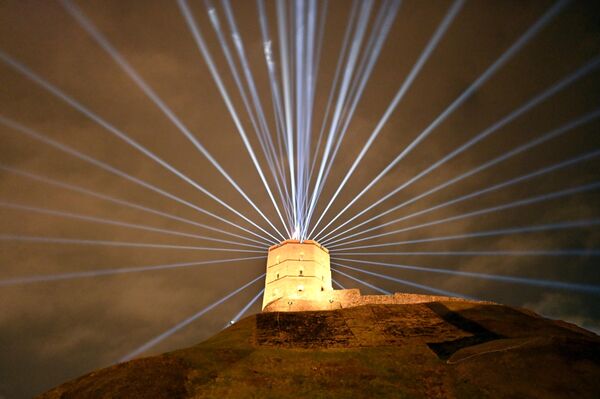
left=39, top=298, right=600, bottom=398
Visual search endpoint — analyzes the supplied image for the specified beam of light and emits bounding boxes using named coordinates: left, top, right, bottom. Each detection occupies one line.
left=221, top=0, right=289, bottom=184
left=308, top=0, right=465, bottom=240
left=297, top=0, right=320, bottom=238
left=321, top=106, right=600, bottom=244
left=307, top=0, right=328, bottom=190
left=333, top=219, right=600, bottom=251
left=333, top=250, right=600, bottom=257
left=309, top=0, right=400, bottom=206
left=119, top=272, right=265, bottom=362
left=0, top=256, right=264, bottom=287
left=332, top=278, right=345, bottom=289
left=224, top=287, right=265, bottom=329
left=307, top=0, right=399, bottom=188
left=304, top=0, right=319, bottom=238
left=307, top=0, right=359, bottom=191
left=256, top=0, right=287, bottom=152
left=327, top=154, right=600, bottom=248
left=333, top=257, right=600, bottom=295
left=294, top=0, right=307, bottom=234
left=303, top=0, right=326, bottom=201
left=294, top=0, right=310, bottom=239
left=0, top=60, right=278, bottom=245
left=60, top=0, right=288, bottom=241
left=0, top=235, right=265, bottom=253
left=177, top=0, right=291, bottom=240
left=321, top=60, right=600, bottom=245
left=312, top=0, right=569, bottom=241
left=0, top=115, right=275, bottom=244
left=332, top=268, right=391, bottom=294
left=210, top=0, right=292, bottom=217
left=326, top=147, right=600, bottom=246
left=276, top=0, right=298, bottom=229
left=332, top=262, right=472, bottom=298
left=0, top=165, right=271, bottom=247
left=0, top=201, right=265, bottom=249
left=303, top=0, right=401, bottom=238
left=257, top=0, right=293, bottom=206
left=304, top=0, right=375, bottom=239
left=205, top=0, right=294, bottom=230
left=0, top=53, right=273, bottom=238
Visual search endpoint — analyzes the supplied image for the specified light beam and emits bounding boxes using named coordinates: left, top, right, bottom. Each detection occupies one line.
left=0, top=234, right=264, bottom=253
left=332, top=262, right=472, bottom=298
left=332, top=268, right=391, bottom=294
left=0, top=115, right=276, bottom=244
left=177, top=0, right=290, bottom=239
left=308, top=0, right=466, bottom=239
left=327, top=151, right=600, bottom=247
left=333, top=257, right=600, bottom=295
left=224, top=287, right=265, bottom=328
left=0, top=165, right=270, bottom=246
left=334, top=219, right=600, bottom=251
left=0, top=201, right=265, bottom=249
left=61, top=0, right=288, bottom=241
left=0, top=256, right=264, bottom=287
left=119, top=273, right=264, bottom=362
left=312, top=0, right=569, bottom=240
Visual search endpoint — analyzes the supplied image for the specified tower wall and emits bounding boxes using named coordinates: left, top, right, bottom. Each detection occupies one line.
left=262, top=240, right=331, bottom=310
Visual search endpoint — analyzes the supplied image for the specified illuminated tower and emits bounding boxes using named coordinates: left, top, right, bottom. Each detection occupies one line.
left=262, top=239, right=332, bottom=310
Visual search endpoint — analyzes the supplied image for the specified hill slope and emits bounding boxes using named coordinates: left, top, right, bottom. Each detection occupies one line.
left=39, top=300, right=600, bottom=398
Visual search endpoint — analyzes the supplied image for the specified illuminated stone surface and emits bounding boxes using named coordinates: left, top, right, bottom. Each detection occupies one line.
left=262, top=239, right=332, bottom=310
left=262, top=240, right=474, bottom=312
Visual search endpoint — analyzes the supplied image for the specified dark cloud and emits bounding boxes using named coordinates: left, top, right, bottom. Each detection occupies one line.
left=0, top=0, right=599, bottom=397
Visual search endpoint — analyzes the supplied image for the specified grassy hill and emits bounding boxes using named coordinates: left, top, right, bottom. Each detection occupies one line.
left=38, top=300, right=600, bottom=398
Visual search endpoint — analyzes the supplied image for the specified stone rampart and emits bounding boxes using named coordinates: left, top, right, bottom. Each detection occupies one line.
left=262, top=288, right=473, bottom=312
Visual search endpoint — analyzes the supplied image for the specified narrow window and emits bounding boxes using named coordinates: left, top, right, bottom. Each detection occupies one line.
left=299, top=270, right=303, bottom=276
left=321, top=286, right=324, bottom=291
left=276, top=273, right=279, bottom=279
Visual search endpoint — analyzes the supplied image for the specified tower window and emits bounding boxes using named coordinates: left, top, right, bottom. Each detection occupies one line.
left=276, top=273, right=279, bottom=279
left=321, top=286, right=324, bottom=291
left=299, top=270, right=303, bottom=276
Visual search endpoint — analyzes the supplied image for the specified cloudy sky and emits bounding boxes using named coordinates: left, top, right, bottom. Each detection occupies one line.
left=1, top=0, right=599, bottom=397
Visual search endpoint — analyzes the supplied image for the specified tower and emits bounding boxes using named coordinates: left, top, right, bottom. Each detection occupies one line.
left=262, top=239, right=332, bottom=310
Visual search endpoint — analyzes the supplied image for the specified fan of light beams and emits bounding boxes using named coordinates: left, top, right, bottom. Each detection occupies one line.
left=0, top=0, right=599, bottom=365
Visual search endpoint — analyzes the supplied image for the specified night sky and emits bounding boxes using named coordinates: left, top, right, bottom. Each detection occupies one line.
left=1, top=0, right=599, bottom=397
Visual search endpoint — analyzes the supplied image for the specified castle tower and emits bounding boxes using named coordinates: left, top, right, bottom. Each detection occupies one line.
left=262, top=239, right=332, bottom=310
left=261, top=240, right=465, bottom=313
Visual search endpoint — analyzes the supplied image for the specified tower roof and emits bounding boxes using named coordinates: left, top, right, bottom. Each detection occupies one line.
left=267, top=239, right=329, bottom=253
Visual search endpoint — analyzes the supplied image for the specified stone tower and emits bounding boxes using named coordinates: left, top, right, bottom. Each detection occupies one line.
left=262, top=239, right=455, bottom=312
left=262, top=239, right=332, bottom=310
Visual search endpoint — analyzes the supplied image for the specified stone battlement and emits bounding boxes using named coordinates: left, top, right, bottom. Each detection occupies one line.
left=262, top=288, right=473, bottom=312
